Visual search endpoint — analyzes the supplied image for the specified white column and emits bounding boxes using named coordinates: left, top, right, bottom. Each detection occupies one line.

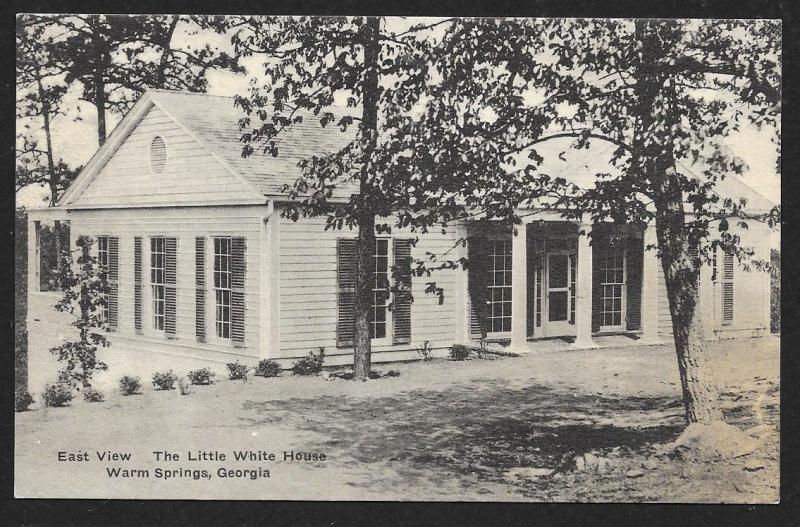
left=27, top=219, right=41, bottom=294
left=574, top=222, right=595, bottom=348
left=640, top=225, right=662, bottom=344
left=510, top=223, right=528, bottom=352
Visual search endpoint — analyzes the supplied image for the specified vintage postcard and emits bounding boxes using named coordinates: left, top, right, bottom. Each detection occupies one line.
left=15, top=14, right=780, bottom=502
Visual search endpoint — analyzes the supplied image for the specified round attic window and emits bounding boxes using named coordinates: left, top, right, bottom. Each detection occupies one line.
left=150, top=135, right=167, bottom=173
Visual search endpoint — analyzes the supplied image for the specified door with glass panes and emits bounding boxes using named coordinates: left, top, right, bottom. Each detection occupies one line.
left=542, top=245, right=577, bottom=337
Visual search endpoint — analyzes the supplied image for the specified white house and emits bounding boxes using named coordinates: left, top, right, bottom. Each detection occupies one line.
left=26, top=89, right=775, bottom=369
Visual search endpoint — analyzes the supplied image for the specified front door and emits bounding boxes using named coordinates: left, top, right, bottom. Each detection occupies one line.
left=544, top=252, right=575, bottom=337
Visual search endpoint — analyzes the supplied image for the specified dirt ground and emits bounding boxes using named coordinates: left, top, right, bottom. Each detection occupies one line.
left=15, top=336, right=779, bottom=502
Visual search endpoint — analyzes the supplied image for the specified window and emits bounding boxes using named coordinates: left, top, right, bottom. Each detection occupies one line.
left=487, top=239, right=513, bottom=333
left=600, top=244, right=626, bottom=329
left=370, top=238, right=390, bottom=339
left=213, top=237, right=232, bottom=339
left=150, top=136, right=167, bottom=173
left=97, top=236, right=109, bottom=323
left=150, top=237, right=166, bottom=331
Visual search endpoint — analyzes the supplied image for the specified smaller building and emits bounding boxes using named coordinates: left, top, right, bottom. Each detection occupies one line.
left=26, top=89, right=775, bottom=370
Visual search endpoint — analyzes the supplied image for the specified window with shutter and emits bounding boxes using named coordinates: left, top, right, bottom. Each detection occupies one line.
left=212, top=237, right=232, bottom=340
left=392, top=238, right=413, bottom=345
left=370, top=238, right=391, bottom=340
left=336, top=238, right=357, bottom=347
left=150, top=237, right=167, bottom=332
left=134, top=237, right=143, bottom=334
left=722, top=251, right=734, bottom=325
left=195, top=237, right=206, bottom=343
left=230, top=237, right=247, bottom=347
left=164, top=237, right=178, bottom=338
left=107, top=236, right=119, bottom=330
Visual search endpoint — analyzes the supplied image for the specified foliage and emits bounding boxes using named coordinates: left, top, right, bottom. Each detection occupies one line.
left=291, top=348, right=325, bottom=376
left=226, top=361, right=250, bottom=382
left=449, top=344, right=473, bottom=361
left=187, top=367, right=215, bottom=386
left=119, top=375, right=142, bottom=396
left=177, top=377, right=192, bottom=395
left=49, top=236, right=110, bottom=389
left=254, top=359, right=282, bottom=378
left=15, top=390, right=35, bottom=412
left=83, top=387, right=105, bottom=403
left=42, top=383, right=74, bottom=407
left=770, top=249, right=780, bottom=334
left=152, top=370, right=178, bottom=390
left=416, top=340, right=434, bottom=362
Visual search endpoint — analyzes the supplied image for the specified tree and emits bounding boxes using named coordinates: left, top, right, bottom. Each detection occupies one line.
left=50, top=236, right=110, bottom=390
left=226, top=16, right=513, bottom=379
left=416, top=18, right=780, bottom=450
left=25, top=14, right=242, bottom=146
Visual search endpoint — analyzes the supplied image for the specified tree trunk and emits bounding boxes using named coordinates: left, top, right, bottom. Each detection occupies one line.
left=156, top=17, right=179, bottom=87
left=94, top=55, right=107, bottom=146
left=652, top=165, right=721, bottom=424
left=352, top=16, right=381, bottom=380
left=37, top=79, right=59, bottom=207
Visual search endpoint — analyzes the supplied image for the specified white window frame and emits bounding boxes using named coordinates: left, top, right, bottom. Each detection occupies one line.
left=486, top=238, right=513, bottom=337
left=148, top=236, right=167, bottom=334
left=210, top=236, right=233, bottom=342
left=370, top=237, right=392, bottom=344
left=599, top=243, right=627, bottom=331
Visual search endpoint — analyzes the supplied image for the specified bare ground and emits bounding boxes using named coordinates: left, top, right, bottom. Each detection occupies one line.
left=15, top=336, right=779, bottom=502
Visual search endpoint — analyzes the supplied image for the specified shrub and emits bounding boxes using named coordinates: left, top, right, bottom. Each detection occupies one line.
left=292, top=348, right=325, bottom=376
left=254, top=359, right=281, bottom=378
left=227, top=361, right=250, bottom=381
left=449, top=344, right=473, bottom=361
left=187, top=367, right=215, bottom=386
left=15, top=390, right=35, bottom=412
left=417, top=340, right=433, bottom=361
left=119, top=375, right=142, bottom=396
left=83, top=388, right=105, bottom=403
left=42, top=383, right=74, bottom=407
left=177, top=377, right=192, bottom=396
left=152, top=370, right=178, bottom=391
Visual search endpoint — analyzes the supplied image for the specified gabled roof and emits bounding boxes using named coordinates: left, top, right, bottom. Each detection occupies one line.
left=60, top=88, right=776, bottom=213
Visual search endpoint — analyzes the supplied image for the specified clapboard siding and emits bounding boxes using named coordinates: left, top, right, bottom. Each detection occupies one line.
left=67, top=207, right=264, bottom=358
left=277, top=212, right=460, bottom=357
left=73, top=105, right=255, bottom=207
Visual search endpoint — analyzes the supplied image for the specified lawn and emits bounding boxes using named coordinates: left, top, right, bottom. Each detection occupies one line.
left=15, top=336, right=779, bottom=502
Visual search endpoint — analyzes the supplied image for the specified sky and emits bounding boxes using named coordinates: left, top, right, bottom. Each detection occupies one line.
left=16, top=17, right=781, bottom=209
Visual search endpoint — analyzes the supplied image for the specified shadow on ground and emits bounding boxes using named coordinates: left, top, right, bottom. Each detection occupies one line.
left=240, top=378, right=686, bottom=494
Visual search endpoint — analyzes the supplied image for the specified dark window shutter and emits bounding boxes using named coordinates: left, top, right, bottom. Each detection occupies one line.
left=134, top=237, right=143, bottom=334
left=230, top=237, right=247, bottom=347
left=107, top=236, right=119, bottom=330
left=336, top=238, right=357, bottom=348
left=722, top=252, right=734, bottom=325
left=392, top=238, right=413, bottom=345
left=625, top=235, right=643, bottom=331
left=164, top=237, right=178, bottom=339
left=467, top=236, right=491, bottom=339
left=195, top=237, right=206, bottom=343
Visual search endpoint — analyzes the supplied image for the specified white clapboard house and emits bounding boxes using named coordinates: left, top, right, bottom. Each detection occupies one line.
left=26, top=89, right=776, bottom=368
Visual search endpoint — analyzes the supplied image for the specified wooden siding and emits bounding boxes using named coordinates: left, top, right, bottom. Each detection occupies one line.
left=72, top=105, right=256, bottom=207
left=67, top=207, right=264, bottom=359
left=277, top=211, right=461, bottom=357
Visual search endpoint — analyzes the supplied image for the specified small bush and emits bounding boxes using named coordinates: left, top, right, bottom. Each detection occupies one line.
left=417, top=340, right=433, bottom=361
left=187, top=367, right=215, bottom=386
left=119, top=375, right=142, bottom=396
left=42, top=383, right=74, bottom=407
left=449, top=344, right=473, bottom=361
left=15, top=390, right=35, bottom=412
left=83, top=388, right=105, bottom=403
left=292, top=348, right=325, bottom=376
left=254, top=359, right=281, bottom=378
left=152, top=370, right=178, bottom=391
left=177, top=377, right=192, bottom=396
left=227, top=361, right=250, bottom=382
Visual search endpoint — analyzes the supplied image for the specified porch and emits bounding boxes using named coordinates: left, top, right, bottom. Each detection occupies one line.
left=465, top=215, right=663, bottom=353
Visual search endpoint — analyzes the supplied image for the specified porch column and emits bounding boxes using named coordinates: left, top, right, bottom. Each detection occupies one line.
left=510, top=223, right=528, bottom=351
left=574, top=222, right=595, bottom=348
left=640, top=225, right=662, bottom=344
left=27, top=219, right=41, bottom=294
